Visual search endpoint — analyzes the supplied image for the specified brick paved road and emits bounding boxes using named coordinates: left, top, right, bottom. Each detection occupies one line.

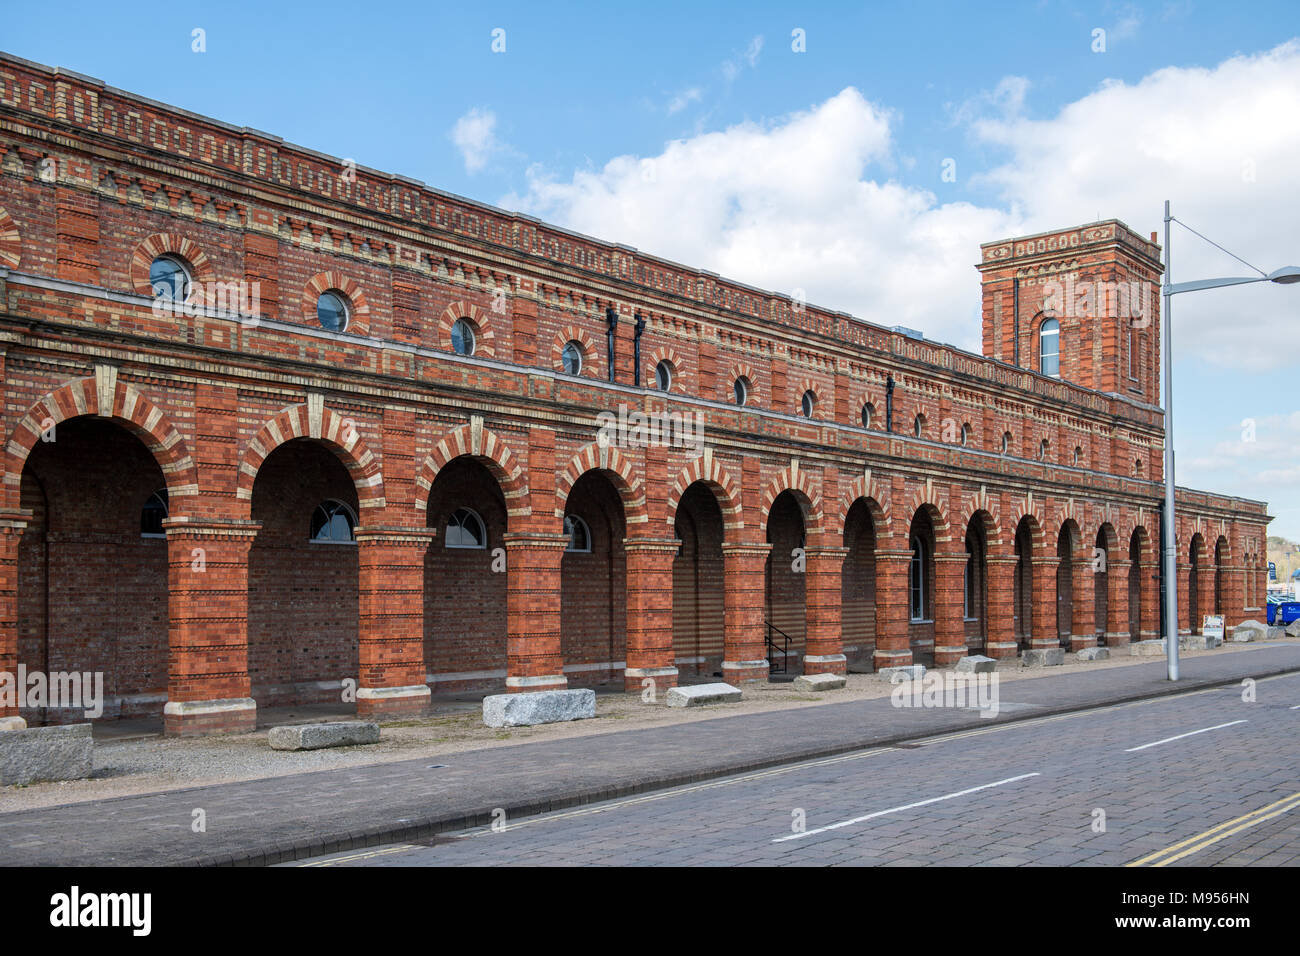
left=294, top=671, right=1300, bottom=867
left=3, top=643, right=1298, bottom=866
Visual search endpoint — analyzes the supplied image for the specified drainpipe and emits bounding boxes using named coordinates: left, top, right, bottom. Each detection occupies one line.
left=606, top=307, right=618, bottom=384
left=633, top=312, right=645, bottom=387
left=885, top=375, right=895, bottom=433
left=1012, top=277, right=1021, bottom=367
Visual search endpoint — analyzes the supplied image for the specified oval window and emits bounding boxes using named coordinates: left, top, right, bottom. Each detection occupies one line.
left=316, top=291, right=350, bottom=333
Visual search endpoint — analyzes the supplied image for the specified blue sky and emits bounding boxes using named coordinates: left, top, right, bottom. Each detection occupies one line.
left=5, top=1, right=1300, bottom=538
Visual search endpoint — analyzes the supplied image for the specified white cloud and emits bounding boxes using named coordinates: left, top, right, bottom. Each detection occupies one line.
left=722, top=35, right=764, bottom=82
left=503, top=88, right=1014, bottom=351
left=450, top=108, right=502, bottom=174
left=667, top=87, right=702, bottom=115
left=971, top=41, right=1300, bottom=369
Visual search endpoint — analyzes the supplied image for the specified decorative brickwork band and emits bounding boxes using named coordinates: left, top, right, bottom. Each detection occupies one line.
left=504, top=531, right=569, bottom=691
left=162, top=517, right=261, bottom=735
left=355, top=527, right=436, bottom=717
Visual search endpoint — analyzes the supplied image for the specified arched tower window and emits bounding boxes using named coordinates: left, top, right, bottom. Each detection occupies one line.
left=1040, top=318, right=1060, bottom=377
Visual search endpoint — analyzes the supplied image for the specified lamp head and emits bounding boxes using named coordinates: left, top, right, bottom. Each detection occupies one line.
left=1267, top=266, right=1300, bottom=285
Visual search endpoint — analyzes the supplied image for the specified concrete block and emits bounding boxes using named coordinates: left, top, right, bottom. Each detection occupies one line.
left=1232, top=620, right=1267, bottom=643
left=268, top=721, right=380, bottom=751
left=482, top=689, right=596, bottom=727
left=1021, top=648, right=1065, bottom=667
left=1130, top=639, right=1167, bottom=656
left=792, top=673, right=846, bottom=692
left=665, top=683, right=742, bottom=708
left=877, top=665, right=925, bottom=683
left=1284, top=621, right=1300, bottom=639
left=1181, top=634, right=1221, bottom=651
left=0, top=723, right=93, bottom=786
left=954, top=655, right=997, bottom=675
left=1076, top=647, right=1110, bottom=662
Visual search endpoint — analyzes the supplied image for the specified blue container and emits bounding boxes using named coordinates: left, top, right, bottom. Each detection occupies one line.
left=1280, top=602, right=1300, bottom=626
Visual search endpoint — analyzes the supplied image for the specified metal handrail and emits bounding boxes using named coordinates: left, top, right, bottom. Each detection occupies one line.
left=765, top=620, right=793, bottom=675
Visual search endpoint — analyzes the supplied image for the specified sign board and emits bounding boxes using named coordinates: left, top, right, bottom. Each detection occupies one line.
left=1202, top=615, right=1225, bottom=640
left=1269, top=562, right=1277, bottom=580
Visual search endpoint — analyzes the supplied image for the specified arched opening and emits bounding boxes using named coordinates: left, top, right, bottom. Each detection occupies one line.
left=17, top=418, right=170, bottom=725
left=1095, top=526, right=1112, bottom=646
left=1189, top=534, right=1205, bottom=634
left=672, top=482, right=726, bottom=678
left=964, top=514, right=990, bottom=652
left=842, top=499, right=880, bottom=670
left=424, top=457, right=509, bottom=692
left=907, top=508, right=938, bottom=663
left=560, top=471, right=627, bottom=686
left=1056, top=522, right=1079, bottom=649
left=248, top=438, right=360, bottom=708
left=1214, top=536, right=1228, bottom=616
left=1128, top=528, right=1147, bottom=640
left=1014, top=517, right=1035, bottom=650
left=765, top=491, right=808, bottom=672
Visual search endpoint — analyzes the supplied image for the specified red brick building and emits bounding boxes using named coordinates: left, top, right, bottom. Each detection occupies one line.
left=0, top=53, right=1271, bottom=734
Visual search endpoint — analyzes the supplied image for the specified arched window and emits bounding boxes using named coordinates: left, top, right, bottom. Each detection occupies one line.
left=862, top=402, right=875, bottom=429
left=310, top=499, right=357, bottom=543
left=445, top=507, right=487, bottom=549
left=913, top=414, right=925, bottom=438
left=141, top=489, right=168, bottom=537
left=561, top=340, right=584, bottom=375
left=1039, top=438, right=1050, bottom=461
left=563, top=514, right=591, bottom=553
left=655, top=360, right=673, bottom=392
left=1040, top=318, right=1060, bottom=377
left=801, top=390, right=816, bottom=418
left=316, top=290, right=351, bottom=333
left=451, top=318, right=477, bottom=356
left=1134, top=458, right=1144, bottom=478
left=733, top=377, right=750, bottom=406
left=960, top=422, right=970, bottom=446
left=910, top=534, right=927, bottom=622
left=150, top=255, right=191, bottom=302
left=1002, top=431, right=1012, bottom=455
left=1073, top=446, right=1083, bottom=466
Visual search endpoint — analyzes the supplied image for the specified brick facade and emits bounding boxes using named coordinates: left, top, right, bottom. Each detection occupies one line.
left=0, top=53, right=1271, bottom=733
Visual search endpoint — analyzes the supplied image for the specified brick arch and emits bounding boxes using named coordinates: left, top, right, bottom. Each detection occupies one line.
left=129, top=232, right=216, bottom=298
left=552, top=325, right=601, bottom=378
left=1128, top=522, right=1157, bottom=564
left=1008, top=500, right=1048, bottom=553
left=1212, top=533, right=1233, bottom=566
left=1054, top=517, right=1083, bottom=553
left=759, top=461, right=825, bottom=536
left=792, top=378, right=821, bottom=417
left=555, top=443, right=648, bottom=527
left=415, top=421, right=528, bottom=521
left=0, top=206, right=21, bottom=268
left=4, top=374, right=200, bottom=511
left=1189, top=531, right=1209, bottom=563
left=647, top=346, right=685, bottom=392
left=906, top=481, right=952, bottom=547
left=667, top=452, right=743, bottom=534
left=1095, top=521, right=1121, bottom=553
left=238, top=402, right=384, bottom=514
left=301, top=271, right=371, bottom=336
left=958, top=487, right=1003, bottom=549
left=726, top=362, right=760, bottom=404
left=837, top=471, right=893, bottom=539
left=437, top=301, right=497, bottom=358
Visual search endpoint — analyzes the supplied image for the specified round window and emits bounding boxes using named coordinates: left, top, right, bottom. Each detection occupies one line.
left=316, top=291, right=350, bottom=333
left=655, top=361, right=673, bottom=391
left=734, top=377, right=749, bottom=406
left=562, top=341, right=583, bottom=375
left=150, top=255, right=191, bottom=302
left=801, top=390, right=815, bottom=418
left=451, top=318, right=476, bottom=356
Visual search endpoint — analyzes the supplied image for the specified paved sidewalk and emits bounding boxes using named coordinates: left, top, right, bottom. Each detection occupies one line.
left=2, top=643, right=1297, bottom=867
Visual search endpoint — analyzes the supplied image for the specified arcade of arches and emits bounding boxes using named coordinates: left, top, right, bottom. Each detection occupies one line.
left=0, top=401, right=1269, bottom=735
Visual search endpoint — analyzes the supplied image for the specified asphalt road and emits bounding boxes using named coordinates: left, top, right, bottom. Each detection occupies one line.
left=292, top=671, right=1300, bottom=867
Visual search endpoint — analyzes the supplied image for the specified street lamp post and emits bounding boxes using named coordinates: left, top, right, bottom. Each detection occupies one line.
left=1160, top=200, right=1300, bottom=681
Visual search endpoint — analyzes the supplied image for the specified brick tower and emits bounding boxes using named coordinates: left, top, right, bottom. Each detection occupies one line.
left=976, top=220, right=1163, bottom=404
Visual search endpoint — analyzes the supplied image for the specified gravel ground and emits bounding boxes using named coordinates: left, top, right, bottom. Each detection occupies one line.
left=0, top=641, right=1269, bottom=812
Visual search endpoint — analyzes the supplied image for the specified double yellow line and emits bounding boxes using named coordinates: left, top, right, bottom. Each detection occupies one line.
left=1128, top=790, right=1300, bottom=866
